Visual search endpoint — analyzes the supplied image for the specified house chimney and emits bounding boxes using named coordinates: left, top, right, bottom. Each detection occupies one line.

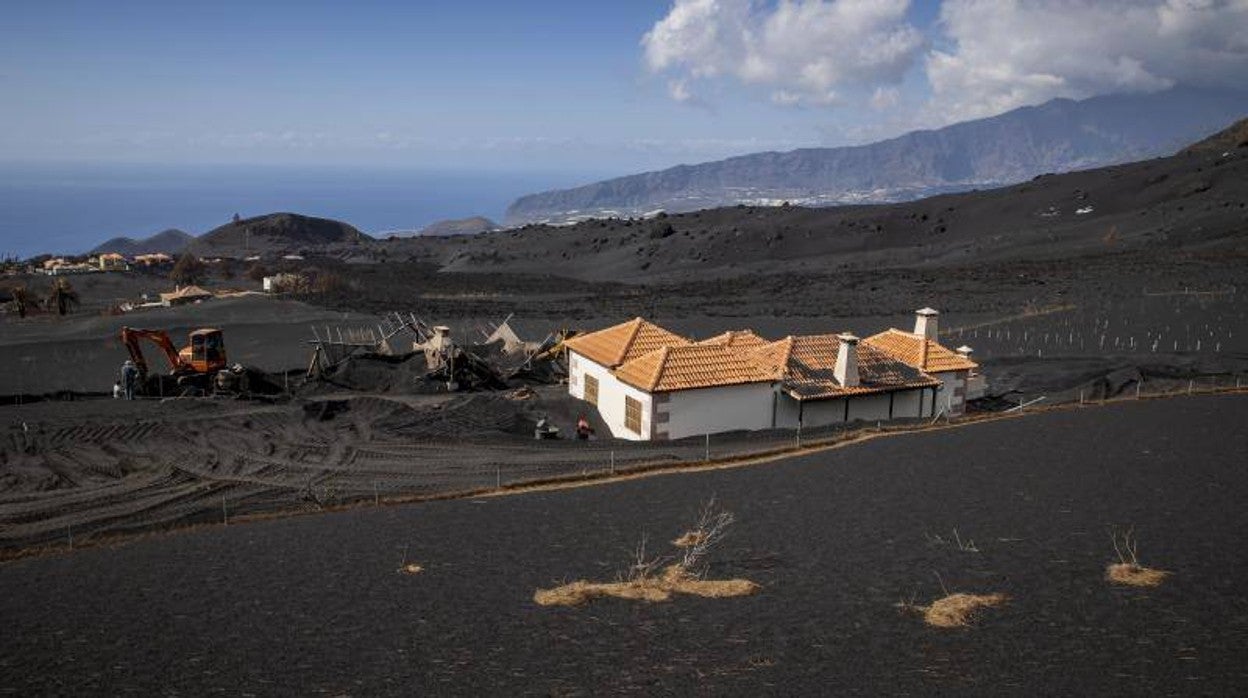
left=834, top=333, right=859, bottom=387
left=914, top=307, right=939, bottom=339
left=956, top=345, right=974, bottom=359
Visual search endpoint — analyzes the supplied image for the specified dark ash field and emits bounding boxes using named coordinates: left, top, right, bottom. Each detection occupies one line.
left=1, top=395, right=1245, bottom=695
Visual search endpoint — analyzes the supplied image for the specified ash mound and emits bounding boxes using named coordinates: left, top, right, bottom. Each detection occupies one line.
left=192, top=213, right=370, bottom=255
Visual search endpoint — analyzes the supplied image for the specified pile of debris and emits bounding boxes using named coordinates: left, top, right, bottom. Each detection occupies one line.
left=305, top=313, right=577, bottom=395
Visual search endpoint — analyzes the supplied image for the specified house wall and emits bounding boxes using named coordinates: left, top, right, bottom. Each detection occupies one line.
left=659, top=383, right=777, bottom=440
left=567, top=351, right=654, bottom=441
left=932, top=370, right=969, bottom=416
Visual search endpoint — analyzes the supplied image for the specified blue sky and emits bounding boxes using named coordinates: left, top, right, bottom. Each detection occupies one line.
left=2, top=1, right=1245, bottom=174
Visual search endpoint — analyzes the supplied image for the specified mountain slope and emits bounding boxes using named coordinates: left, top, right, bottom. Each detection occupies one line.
left=506, top=87, right=1248, bottom=225
left=91, top=229, right=193, bottom=256
left=1182, top=117, right=1248, bottom=154
left=425, top=117, right=1248, bottom=283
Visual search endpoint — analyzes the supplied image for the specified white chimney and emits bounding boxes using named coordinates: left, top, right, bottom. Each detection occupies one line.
left=956, top=345, right=974, bottom=358
left=834, top=333, right=859, bottom=387
left=914, top=307, right=940, bottom=340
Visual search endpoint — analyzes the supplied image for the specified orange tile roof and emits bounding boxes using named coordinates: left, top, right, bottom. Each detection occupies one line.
left=767, top=334, right=939, bottom=400
left=616, top=343, right=776, bottom=393
left=564, top=317, right=691, bottom=368
left=863, top=329, right=978, bottom=373
left=697, top=329, right=771, bottom=350
left=569, top=316, right=949, bottom=398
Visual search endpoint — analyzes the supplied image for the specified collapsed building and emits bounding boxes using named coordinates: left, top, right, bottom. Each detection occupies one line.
left=304, top=314, right=571, bottom=393
left=564, top=308, right=986, bottom=441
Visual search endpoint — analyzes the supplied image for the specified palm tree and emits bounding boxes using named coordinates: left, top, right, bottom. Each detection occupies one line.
left=170, top=252, right=206, bottom=285
left=11, top=286, right=30, bottom=318
left=48, top=278, right=80, bottom=316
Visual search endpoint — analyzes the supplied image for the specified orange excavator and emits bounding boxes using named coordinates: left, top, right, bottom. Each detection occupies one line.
left=119, top=326, right=232, bottom=395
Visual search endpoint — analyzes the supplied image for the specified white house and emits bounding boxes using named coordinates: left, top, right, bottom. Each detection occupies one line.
left=564, top=312, right=979, bottom=441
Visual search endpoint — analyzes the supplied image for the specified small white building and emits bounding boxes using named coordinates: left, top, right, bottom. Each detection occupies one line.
left=863, top=308, right=983, bottom=416
left=564, top=312, right=978, bottom=441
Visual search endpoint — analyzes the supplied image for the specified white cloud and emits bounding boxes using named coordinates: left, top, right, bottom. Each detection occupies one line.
left=926, top=0, right=1248, bottom=122
left=869, top=86, right=900, bottom=110
left=643, top=0, right=924, bottom=107
left=668, top=79, right=694, bottom=103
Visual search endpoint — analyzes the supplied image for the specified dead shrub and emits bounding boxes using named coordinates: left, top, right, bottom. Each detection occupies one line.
left=535, top=498, right=759, bottom=607
left=1106, top=528, right=1168, bottom=587
left=397, top=544, right=423, bottom=575
left=534, top=563, right=759, bottom=607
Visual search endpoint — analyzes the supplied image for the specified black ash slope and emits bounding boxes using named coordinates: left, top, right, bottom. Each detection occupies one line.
left=2, top=394, right=1245, bottom=695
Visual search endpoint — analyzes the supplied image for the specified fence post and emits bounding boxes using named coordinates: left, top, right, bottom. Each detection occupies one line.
left=610, top=451, right=615, bottom=475
left=796, top=424, right=801, bottom=449
left=704, top=433, right=710, bottom=462
left=374, top=481, right=379, bottom=507
left=1136, top=381, right=1141, bottom=400
left=496, top=465, right=501, bottom=489
left=1079, top=389, right=1084, bottom=404
left=222, top=495, right=228, bottom=525
left=1188, top=379, right=1194, bottom=395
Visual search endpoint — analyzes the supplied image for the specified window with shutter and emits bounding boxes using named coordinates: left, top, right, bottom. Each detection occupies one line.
left=624, top=395, right=642, bottom=434
left=584, top=374, right=599, bottom=406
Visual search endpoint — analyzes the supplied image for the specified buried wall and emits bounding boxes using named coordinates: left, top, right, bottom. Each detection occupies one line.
left=659, top=382, right=777, bottom=441
left=780, top=387, right=933, bottom=429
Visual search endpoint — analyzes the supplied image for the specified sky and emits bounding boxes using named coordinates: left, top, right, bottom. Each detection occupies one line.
left=3, top=0, right=1247, bottom=174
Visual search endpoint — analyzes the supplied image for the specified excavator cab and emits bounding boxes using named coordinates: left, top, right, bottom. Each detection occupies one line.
left=181, top=328, right=227, bottom=374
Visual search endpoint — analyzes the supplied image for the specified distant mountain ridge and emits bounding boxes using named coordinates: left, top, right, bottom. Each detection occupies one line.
left=91, top=229, right=193, bottom=256
left=505, top=87, right=1248, bottom=225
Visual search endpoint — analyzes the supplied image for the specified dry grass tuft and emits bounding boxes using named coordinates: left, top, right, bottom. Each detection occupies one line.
left=397, top=544, right=422, bottom=575
left=537, top=498, right=759, bottom=608
left=1105, top=563, right=1168, bottom=587
left=534, top=564, right=758, bottom=607
left=1107, top=528, right=1168, bottom=587
left=922, top=592, right=1009, bottom=628
left=661, top=563, right=761, bottom=597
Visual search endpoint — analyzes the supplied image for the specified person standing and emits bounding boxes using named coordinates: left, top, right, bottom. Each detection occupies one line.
left=121, top=360, right=138, bottom=400
left=576, top=415, right=594, bottom=440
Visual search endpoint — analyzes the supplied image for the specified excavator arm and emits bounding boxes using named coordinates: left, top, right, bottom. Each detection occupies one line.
left=119, top=326, right=193, bottom=378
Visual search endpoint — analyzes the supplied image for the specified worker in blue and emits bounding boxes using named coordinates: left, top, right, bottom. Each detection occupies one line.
left=121, top=359, right=138, bottom=400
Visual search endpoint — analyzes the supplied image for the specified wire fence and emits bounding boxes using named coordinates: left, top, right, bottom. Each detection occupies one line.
left=313, top=373, right=1248, bottom=509
left=6, top=373, right=1247, bottom=554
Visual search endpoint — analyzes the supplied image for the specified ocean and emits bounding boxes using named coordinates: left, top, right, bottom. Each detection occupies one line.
left=0, top=162, right=604, bottom=258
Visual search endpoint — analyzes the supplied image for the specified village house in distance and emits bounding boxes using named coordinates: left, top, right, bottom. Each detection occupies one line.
left=564, top=308, right=985, bottom=441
